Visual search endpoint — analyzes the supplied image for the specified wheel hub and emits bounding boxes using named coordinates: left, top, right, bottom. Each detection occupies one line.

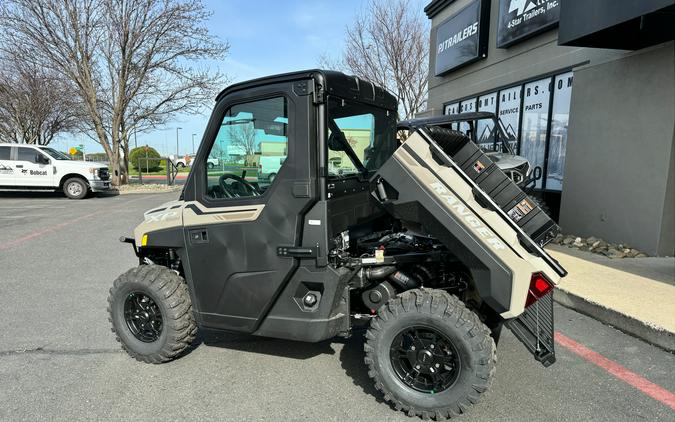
left=123, top=292, right=163, bottom=343
left=390, top=326, right=460, bottom=394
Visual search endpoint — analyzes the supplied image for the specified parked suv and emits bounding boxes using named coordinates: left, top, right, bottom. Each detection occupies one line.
left=0, top=144, right=111, bottom=199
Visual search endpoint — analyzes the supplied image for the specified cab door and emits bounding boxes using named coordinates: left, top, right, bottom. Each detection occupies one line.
left=15, top=147, right=54, bottom=187
left=182, top=81, right=317, bottom=332
left=0, top=145, right=15, bottom=186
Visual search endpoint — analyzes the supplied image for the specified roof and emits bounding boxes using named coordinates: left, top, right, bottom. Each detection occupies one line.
left=215, top=69, right=398, bottom=111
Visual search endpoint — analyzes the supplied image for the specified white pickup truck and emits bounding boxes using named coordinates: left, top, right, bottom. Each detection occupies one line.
left=0, top=144, right=111, bottom=199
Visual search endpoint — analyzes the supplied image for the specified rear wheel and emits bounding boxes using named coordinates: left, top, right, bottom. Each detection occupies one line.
left=207, top=162, right=214, bottom=170
left=108, top=265, right=197, bottom=363
left=365, top=289, right=496, bottom=420
left=63, top=177, right=88, bottom=199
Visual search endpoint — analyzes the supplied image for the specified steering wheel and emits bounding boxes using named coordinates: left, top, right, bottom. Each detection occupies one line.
left=218, top=173, right=261, bottom=198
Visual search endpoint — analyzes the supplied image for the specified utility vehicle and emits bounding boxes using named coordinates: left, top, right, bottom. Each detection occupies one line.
left=0, top=144, right=110, bottom=199
left=109, top=70, right=566, bottom=419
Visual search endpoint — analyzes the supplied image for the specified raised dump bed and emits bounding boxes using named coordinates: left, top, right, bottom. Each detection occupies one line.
left=425, top=125, right=561, bottom=247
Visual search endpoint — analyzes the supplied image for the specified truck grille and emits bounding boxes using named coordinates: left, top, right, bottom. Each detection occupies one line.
left=98, top=168, right=110, bottom=180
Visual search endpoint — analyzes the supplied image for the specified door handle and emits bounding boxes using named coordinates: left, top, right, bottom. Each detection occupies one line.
left=15, top=165, right=23, bottom=168
left=277, top=246, right=318, bottom=258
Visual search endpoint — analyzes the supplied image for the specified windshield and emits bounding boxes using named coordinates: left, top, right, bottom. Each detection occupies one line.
left=40, top=147, right=71, bottom=160
left=327, top=96, right=397, bottom=178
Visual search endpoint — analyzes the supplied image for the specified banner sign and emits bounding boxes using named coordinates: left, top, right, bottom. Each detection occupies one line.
left=434, top=0, right=489, bottom=76
left=497, top=0, right=560, bottom=48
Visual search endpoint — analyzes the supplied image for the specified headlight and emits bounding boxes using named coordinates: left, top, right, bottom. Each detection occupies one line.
left=88, top=168, right=99, bottom=178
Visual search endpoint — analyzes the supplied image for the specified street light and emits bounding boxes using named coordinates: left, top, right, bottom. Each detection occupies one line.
left=176, top=127, right=182, bottom=158
left=192, top=133, right=196, bottom=154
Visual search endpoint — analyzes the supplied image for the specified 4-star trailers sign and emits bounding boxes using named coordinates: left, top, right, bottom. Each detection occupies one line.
left=433, top=0, right=490, bottom=76
left=497, top=0, right=561, bottom=48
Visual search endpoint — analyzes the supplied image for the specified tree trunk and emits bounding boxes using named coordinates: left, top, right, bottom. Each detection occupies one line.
left=110, top=153, right=121, bottom=186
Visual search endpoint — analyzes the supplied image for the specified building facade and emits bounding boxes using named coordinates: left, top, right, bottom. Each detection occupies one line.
left=423, top=0, right=675, bottom=256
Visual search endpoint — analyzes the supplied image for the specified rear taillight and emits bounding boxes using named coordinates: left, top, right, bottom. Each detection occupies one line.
left=525, top=272, right=553, bottom=308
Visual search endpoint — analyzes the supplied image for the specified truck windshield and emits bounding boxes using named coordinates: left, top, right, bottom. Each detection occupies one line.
left=327, top=96, right=397, bottom=178
left=40, top=147, right=71, bottom=160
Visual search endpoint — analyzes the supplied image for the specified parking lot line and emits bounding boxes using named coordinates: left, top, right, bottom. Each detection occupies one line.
left=555, top=331, right=675, bottom=410
left=0, top=195, right=149, bottom=251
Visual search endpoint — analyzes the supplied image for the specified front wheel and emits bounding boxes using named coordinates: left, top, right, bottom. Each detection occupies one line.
left=63, top=177, right=88, bottom=199
left=364, top=289, right=496, bottom=420
left=206, top=162, right=214, bottom=170
left=107, top=265, right=197, bottom=363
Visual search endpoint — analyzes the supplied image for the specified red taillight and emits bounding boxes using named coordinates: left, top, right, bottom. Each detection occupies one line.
left=525, top=273, right=553, bottom=308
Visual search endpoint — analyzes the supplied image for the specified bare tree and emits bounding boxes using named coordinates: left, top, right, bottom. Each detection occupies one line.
left=320, top=0, right=430, bottom=120
left=228, top=123, right=257, bottom=162
left=0, top=0, right=228, bottom=185
left=0, top=57, right=81, bottom=144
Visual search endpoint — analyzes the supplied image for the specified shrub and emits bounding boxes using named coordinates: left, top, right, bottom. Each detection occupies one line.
left=130, top=146, right=162, bottom=172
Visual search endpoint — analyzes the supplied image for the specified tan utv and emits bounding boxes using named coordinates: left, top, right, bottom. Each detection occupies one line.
left=109, top=70, right=566, bottom=420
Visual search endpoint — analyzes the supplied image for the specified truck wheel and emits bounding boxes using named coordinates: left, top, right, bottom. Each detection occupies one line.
left=207, top=162, right=214, bottom=170
left=364, top=289, right=496, bottom=420
left=176, top=162, right=185, bottom=168
left=63, top=177, right=88, bottom=199
left=107, top=265, right=197, bottom=364
left=268, top=172, right=276, bottom=183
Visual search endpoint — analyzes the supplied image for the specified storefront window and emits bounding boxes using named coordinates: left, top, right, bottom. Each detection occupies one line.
left=444, top=102, right=459, bottom=115
left=459, top=98, right=476, bottom=133
left=477, top=92, right=497, bottom=151
left=497, top=86, right=520, bottom=151
left=520, top=78, right=550, bottom=188
left=546, top=72, right=573, bottom=191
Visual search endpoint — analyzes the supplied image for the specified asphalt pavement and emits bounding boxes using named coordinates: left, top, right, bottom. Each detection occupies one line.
left=0, top=191, right=673, bottom=421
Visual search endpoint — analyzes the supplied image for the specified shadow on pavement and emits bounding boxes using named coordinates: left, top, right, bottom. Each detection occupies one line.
left=0, top=190, right=120, bottom=199
left=181, top=327, right=382, bottom=402
left=0, top=190, right=66, bottom=199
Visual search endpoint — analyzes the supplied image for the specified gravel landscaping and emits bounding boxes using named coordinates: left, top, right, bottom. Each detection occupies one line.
left=550, top=234, right=649, bottom=258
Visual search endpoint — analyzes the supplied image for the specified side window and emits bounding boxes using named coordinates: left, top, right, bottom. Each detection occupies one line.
left=0, top=146, right=11, bottom=160
left=205, top=96, right=288, bottom=199
left=329, top=113, right=375, bottom=176
left=17, top=147, right=39, bottom=163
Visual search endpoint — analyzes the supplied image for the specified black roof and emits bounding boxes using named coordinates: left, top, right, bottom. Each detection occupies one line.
left=215, top=69, right=398, bottom=111
left=398, top=112, right=497, bottom=129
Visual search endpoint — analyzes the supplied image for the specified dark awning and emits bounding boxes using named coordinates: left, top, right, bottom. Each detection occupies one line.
left=558, top=0, right=674, bottom=50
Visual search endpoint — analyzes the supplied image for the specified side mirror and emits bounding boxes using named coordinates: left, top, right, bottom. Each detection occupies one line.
left=36, top=154, right=50, bottom=165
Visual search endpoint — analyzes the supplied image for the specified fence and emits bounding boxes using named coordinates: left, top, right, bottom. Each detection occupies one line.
left=132, top=156, right=180, bottom=186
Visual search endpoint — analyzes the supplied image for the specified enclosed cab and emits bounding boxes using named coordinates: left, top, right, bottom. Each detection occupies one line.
left=109, top=70, right=566, bottom=420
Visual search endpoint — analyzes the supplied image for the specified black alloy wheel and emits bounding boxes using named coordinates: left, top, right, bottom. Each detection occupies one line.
left=124, top=292, right=163, bottom=343
left=389, top=326, right=461, bottom=394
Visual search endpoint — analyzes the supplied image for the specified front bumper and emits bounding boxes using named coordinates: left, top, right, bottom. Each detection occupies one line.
left=89, top=180, right=112, bottom=192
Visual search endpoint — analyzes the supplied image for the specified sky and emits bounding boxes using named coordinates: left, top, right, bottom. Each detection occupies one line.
left=51, top=0, right=428, bottom=157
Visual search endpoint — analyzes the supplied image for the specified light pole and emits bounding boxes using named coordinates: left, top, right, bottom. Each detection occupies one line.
left=175, top=127, right=182, bottom=158
left=192, top=133, right=196, bottom=154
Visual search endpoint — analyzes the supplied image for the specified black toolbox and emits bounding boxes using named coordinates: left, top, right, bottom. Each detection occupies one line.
left=423, top=125, right=560, bottom=247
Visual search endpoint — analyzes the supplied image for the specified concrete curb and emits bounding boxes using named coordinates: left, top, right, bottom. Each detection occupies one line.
left=554, top=288, right=675, bottom=353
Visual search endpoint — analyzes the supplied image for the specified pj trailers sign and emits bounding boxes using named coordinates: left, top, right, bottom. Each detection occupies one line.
left=497, top=0, right=560, bottom=47
left=434, top=0, right=490, bottom=76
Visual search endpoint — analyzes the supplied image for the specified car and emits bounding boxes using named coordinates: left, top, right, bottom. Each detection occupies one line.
left=0, top=144, right=111, bottom=199
left=258, top=155, right=285, bottom=182
left=172, top=154, right=218, bottom=169
left=108, top=70, right=566, bottom=419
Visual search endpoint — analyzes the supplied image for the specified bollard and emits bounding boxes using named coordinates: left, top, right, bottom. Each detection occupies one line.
left=166, top=159, right=171, bottom=186
left=138, top=158, right=142, bottom=184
